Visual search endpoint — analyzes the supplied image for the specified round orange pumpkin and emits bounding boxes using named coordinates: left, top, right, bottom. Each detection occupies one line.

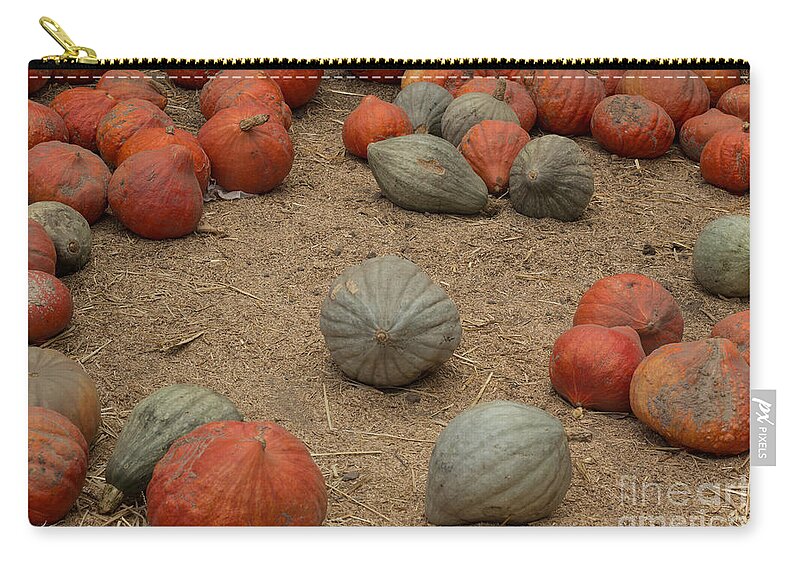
left=455, top=77, right=537, bottom=131
left=29, top=270, right=73, bottom=345
left=679, top=108, right=744, bottom=162
left=146, top=420, right=328, bottom=526
left=28, top=219, right=57, bottom=275
left=49, top=88, right=118, bottom=152
left=108, top=145, right=203, bottom=239
left=573, top=273, right=684, bottom=354
left=28, top=100, right=68, bottom=150
left=700, top=123, right=750, bottom=195
left=616, top=69, right=710, bottom=131
left=711, top=310, right=750, bottom=364
left=716, top=83, right=749, bottom=122
left=198, top=106, right=294, bottom=194
left=549, top=324, right=645, bottom=412
left=401, top=69, right=471, bottom=93
left=211, top=77, right=285, bottom=116
left=28, top=407, right=88, bottom=526
left=588, top=69, right=625, bottom=95
left=590, top=94, right=675, bottom=158
left=166, top=68, right=219, bottom=89
left=96, top=69, right=167, bottom=109
left=29, top=141, right=111, bottom=225
left=458, top=120, right=530, bottom=195
left=530, top=69, right=605, bottom=135
left=269, top=69, right=324, bottom=108
left=95, top=98, right=174, bottom=166
left=695, top=69, right=742, bottom=106
left=630, top=338, right=749, bottom=455
left=342, top=95, right=413, bottom=159
left=199, top=69, right=277, bottom=118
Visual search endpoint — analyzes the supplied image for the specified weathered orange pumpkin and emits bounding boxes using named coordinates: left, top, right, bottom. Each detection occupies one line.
left=28, top=219, right=57, bottom=275
left=117, top=125, right=211, bottom=190
left=108, top=145, right=203, bottom=239
left=400, top=69, right=471, bottom=93
left=49, top=88, right=118, bottom=152
left=573, top=273, right=684, bottom=354
left=700, top=123, right=750, bottom=195
left=146, top=420, right=328, bottom=526
left=630, top=338, right=749, bottom=455
left=615, top=69, right=710, bottom=131
left=530, top=69, right=605, bottom=135
left=588, top=69, right=625, bottom=96
left=549, top=324, right=645, bottom=412
left=590, top=94, right=675, bottom=158
left=458, top=120, right=530, bottom=194
left=716, top=84, right=750, bottom=122
left=342, top=95, right=413, bottom=159
left=28, top=100, right=68, bottom=149
left=28, top=141, right=111, bottom=225
left=29, top=270, right=73, bottom=345
left=95, top=98, right=174, bottom=166
left=350, top=69, right=404, bottom=84
left=695, top=69, right=742, bottom=106
left=211, top=77, right=285, bottom=116
left=711, top=310, right=750, bottom=364
left=455, top=77, right=537, bottom=131
left=166, top=68, right=219, bottom=89
left=679, top=108, right=744, bottom=162
left=199, top=70, right=277, bottom=118
left=28, top=407, right=88, bottom=526
left=198, top=106, right=294, bottom=194
left=269, top=69, right=324, bottom=108
left=96, top=70, right=167, bottom=109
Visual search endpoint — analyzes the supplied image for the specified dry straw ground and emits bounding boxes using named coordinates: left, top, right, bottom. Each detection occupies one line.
left=31, top=71, right=750, bottom=527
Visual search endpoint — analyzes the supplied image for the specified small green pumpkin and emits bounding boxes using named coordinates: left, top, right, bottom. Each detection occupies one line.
left=367, top=134, right=488, bottom=214
left=393, top=82, right=454, bottom=137
left=28, top=201, right=92, bottom=276
left=692, top=215, right=749, bottom=297
left=320, top=255, right=462, bottom=387
left=508, top=135, right=595, bottom=221
left=98, top=384, right=243, bottom=513
left=441, top=79, right=520, bottom=146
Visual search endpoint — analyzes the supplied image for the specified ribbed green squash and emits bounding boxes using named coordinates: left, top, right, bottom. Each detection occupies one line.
left=320, top=255, right=462, bottom=387
left=367, top=134, right=488, bottom=214
left=98, top=384, right=243, bottom=513
left=693, top=215, right=750, bottom=297
left=393, top=82, right=453, bottom=137
left=441, top=79, right=520, bottom=146
left=28, top=201, right=92, bottom=276
left=426, top=400, right=572, bottom=525
left=508, top=135, right=595, bottom=221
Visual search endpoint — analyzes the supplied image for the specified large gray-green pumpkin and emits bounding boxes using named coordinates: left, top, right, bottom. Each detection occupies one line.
left=367, top=134, right=488, bottom=214
left=319, top=255, right=462, bottom=387
left=693, top=215, right=750, bottom=297
left=508, top=135, right=595, bottom=221
left=98, top=384, right=242, bottom=513
left=393, top=82, right=453, bottom=137
left=28, top=201, right=91, bottom=276
left=426, top=400, right=572, bottom=525
left=441, top=79, right=520, bottom=146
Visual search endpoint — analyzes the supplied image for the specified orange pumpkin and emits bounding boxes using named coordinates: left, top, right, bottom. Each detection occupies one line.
left=573, top=273, right=684, bottom=354
left=166, top=68, right=219, bottom=89
left=49, top=88, right=118, bottom=152
left=342, top=95, right=413, bottom=159
left=530, top=69, right=605, bottom=135
left=199, top=70, right=277, bottom=118
left=679, top=108, right=744, bottom=162
left=616, top=69, right=710, bottom=130
left=401, top=69, right=471, bottom=93
left=211, top=78, right=285, bottom=116
left=458, top=120, right=530, bottom=194
left=695, top=69, right=742, bottom=105
left=96, top=70, right=167, bottom=109
left=28, top=69, right=51, bottom=94
left=455, top=77, right=537, bottom=131
left=95, top=98, right=174, bottom=166
left=588, top=69, right=625, bottom=95
left=700, top=123, right=750, bottom=195
left=28, top=407, right=88, bottom=525
left=716, top=84, right=750, bottom=122
left=28, top=100, right=68, bottom=149
left=711, top=310, right=750, bottom=364
left=28, top=270, right=73, bottom=345
left=269, top=69, right=324, bottom=108
left=28, top=219, right=57, bottom=275
left=630, top=338, right=749, bottom=455
left=590, top=94, right=675, bottom=158
left=198, top=106, right=294, bottom=194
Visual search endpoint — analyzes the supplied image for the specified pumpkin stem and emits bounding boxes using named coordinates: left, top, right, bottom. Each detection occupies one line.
left=742, top=122, right=750, bottom=133
left=375, top=330, right=389, bottom=344
left=239, top=114, right=271, bottom=131
left=492, top=78, right=507, bottom=101
left=414, top=124, right=429, bottom=135
left=97, top=484, right=124, bottom=514
left=165, top=125, right=175, bottom=135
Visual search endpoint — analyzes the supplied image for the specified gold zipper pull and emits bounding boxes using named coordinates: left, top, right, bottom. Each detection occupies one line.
left=39, top=16, right=98, bottom=64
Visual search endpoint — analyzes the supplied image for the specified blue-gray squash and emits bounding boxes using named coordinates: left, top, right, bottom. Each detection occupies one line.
left=393, top=82, right=453, bottom=137
left=692, top=215, right=750, bottom=297
left=441, top=78, right=520, bottom=146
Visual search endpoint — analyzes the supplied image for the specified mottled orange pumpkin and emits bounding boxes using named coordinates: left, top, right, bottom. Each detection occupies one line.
left=28, top=100, right=68, bottom=149
left=198, top=106, right=294, bottom=194
left=679, top=108, right=744, bottom=162
left=695, top=69, right=742, bottom=105
left=458, top=120, right=530, bottom=194
left=28, top=219, right=57, bottom=275
left=700, top=123, right=750, bottom=195
left=29, top=270, right=73, bottom=345
left=711, top=310, right=750, bottom=364
left=342, top=95, right=413, bottom=158
left=400, top=69, right=471, bottom=93
left=269, top=69, right=324, bottom=108
left=166, top=68, right=219, bottom=89
left=96, top=69, right=167, bottom=109
left=29, top=141, right=111, bottom=224
left=199, top=70, right=278, bottom=118
left=588, top=69, right=625, bottom=96
left=49, top=88, right=118, bottom=152
left=590, top=94, right=675, bottom=158
left=716, top=84, right=750, bottom=122
left=616, top=69, right=710, bottom=131
left=146, top=420, right=328, bottom=526
left=28, top=407, right=88, bottom=526
left=573, top=273, right=684, bottom=354
left=95, top=98, right=174, bottom=166
left=530, top=69, right=606, bottom=135
left=630, top=338, right=749, bottom=455
left=117, top=125, right=211, bottom=190
left=455, top=77, right=537, bottom=131
left=211, top=78, right=285, bottom=116
left=108, top=145, right=203, bottom=239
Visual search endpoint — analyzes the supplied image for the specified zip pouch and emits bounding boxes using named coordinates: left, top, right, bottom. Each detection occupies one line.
left=27, top=16, right=751, bottom=528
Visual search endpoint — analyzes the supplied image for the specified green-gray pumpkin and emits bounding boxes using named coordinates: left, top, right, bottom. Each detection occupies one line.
left=98, top=384, right=242, bottom=513
left=28, top=201, right=91, bottom=276
left=393, top=82, right=453, bottom=137
left=693, top=215, right=750, bottom=297
left=367, top=134, right=488, bottom=214
left=441, top=79, right=520, bottom=146
left=319, top=255, right=462, bottom=387
left=426, top=400, right=572, bottom=525
left=508, top=135, right=595, bottom=221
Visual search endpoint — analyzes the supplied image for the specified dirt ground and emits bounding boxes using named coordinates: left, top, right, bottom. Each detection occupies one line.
left=31, top=70, right=750, bottom=527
